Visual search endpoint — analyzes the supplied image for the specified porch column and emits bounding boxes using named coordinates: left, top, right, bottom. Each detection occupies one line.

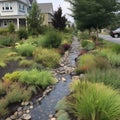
left=26, top=18, right=28, bottom=30
left=17, top=18, right=19, bottom=30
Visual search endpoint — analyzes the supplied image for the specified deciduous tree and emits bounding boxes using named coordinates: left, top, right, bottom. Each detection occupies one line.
left=27, top=2, right=43, bottom=35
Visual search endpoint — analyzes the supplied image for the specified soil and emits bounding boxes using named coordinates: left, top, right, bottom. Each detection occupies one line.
left=0, top=61, right=19, bottom=79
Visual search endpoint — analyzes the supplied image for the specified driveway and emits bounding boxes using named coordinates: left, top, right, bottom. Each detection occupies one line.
left=99, top=34, right=120, bottom=44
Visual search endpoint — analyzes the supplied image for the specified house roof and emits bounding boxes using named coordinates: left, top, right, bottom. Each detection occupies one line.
left=38, top=3, right=54, bottom=14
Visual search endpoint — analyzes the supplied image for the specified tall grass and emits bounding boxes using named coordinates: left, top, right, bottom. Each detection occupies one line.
left=86, top=68, right=120, bottom=89
left=98, top=48, right=120, bottom=66
left=68, top=81, right=120, bottom=120
left=15, top=43, right=36, bottom=57
left=33, top=48, right=61, bottom=68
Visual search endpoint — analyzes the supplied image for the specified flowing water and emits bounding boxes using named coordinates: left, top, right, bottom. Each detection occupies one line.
left=31, top=37, right=80, bottom=120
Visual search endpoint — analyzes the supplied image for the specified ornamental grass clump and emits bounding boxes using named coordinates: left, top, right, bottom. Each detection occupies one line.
left=86, top=68, right=120, bottom=89
left=76, top=54, right=96, bottom=73
left=68, top=81, right=120, bottom=120
left=33, top=48, right=61, bottom=68
left=19, top=69, right=56, bottom=89
left=15, top=43, right=36, bottom=57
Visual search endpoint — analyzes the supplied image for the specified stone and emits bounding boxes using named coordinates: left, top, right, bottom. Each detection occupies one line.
left=26, top=110, right=30, bottom=113
left=17, top=107, right=22, bottom=112
left=80, top=74, right=85, bottom=79
left=50, top=117, right=56, bottom=120
left=23, top=114, right=31, bottom=120
left=5, top=118, right=11, bottom=120
left=49, top=114, right=53, bottom=118
left=14, top=111, right=18, bottom=116
left=61, top=77, right=66, bottom=82
left=10, top=115, right=16, bottom=119
left=29, top=105, right=33, bottom=109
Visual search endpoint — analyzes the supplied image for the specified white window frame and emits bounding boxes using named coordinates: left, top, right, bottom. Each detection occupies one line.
left=2, top=2, right=12, bottom=11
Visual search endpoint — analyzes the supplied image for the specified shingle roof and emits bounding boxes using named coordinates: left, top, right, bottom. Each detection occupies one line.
left=38, top=3, right=53, bottom=14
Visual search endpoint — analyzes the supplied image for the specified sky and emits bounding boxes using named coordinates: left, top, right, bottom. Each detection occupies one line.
left=37, top=0, right=74, bottom=22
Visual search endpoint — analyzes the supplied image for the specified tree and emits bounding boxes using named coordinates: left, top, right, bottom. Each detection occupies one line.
left=67, top=0, right=120, bottom=39
left=52, top=7, right=67, bottom=30
left=27, top=2, right=43, bottom=35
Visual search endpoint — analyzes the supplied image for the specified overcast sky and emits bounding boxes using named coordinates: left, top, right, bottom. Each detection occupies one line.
left=37, top=0, right=74, bottom=22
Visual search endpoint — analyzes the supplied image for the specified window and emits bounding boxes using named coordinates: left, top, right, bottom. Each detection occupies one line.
left=19, top=3, right=25, bottom=11
left=2, top=2, right=12, bottom=11
left=3, top=20, right=7, bottom=26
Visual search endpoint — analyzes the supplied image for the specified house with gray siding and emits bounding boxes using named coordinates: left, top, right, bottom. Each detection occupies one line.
left=0, top=0, right=36, bottom=30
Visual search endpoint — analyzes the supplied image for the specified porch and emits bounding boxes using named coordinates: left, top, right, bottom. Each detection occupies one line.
left=0, top=15, right=27, bottom=30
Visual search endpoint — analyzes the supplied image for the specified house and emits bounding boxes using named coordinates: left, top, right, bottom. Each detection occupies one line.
left=0, top=0, right=36, bottom=30
left=38, top=3, right=53, bottom=26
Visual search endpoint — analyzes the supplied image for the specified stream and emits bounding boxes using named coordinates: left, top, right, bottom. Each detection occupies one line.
left=30, top=37, right=80, bottom=120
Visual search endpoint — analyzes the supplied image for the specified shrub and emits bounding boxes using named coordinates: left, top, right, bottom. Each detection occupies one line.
left=76, top=54, right=96, bottom=73
left=59, top=43, right=71, bottom=54
left=98, top=49, right=120, bottom=66
left=112, top=43, right=120, bottom=54
left=19, top=69, right=56, bottom=89
left=94, top=56, right=110, bottom=69
left=68, top=81, right=120, bottom=120
left=81, top=39, right=95, bottom=50
left=17, top=29, right=28, bottom=40
left=33, top=48, right=61, bottom=68
left=3, top=71, right=21, bottom=82
left=0, top=81, right=6, bottom=96
left=8, top=23, right=15, bottom=33
left=57, top=112, right=70, bottom=120
left=43, top=31, right=62, bottom=48
left=0, top=98, right=8, bottom=117
left=79, top=32, right=89, bottom=40
left=15, top=43, right=36, bottom=57
left=0, top=28, right=9, bottom=35
left=0, top=34, right=18, bottom=46
left=0, top=61, right=7, bottom=68
left=86, top=68, right=120, bottom=89
left=19, top=59, right=35, bottom=67
left=76, top=54, right=110, bottom=74
left=55, top=97, right=68, bottom=111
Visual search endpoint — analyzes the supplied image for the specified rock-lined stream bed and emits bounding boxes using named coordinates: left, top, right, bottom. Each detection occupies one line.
left=4, top=36, right=81, bottom=120
left=31, top=36, right=81, bottom=120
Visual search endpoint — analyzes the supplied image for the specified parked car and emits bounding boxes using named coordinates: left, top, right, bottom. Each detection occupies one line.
left=110, top=28, right=120, bottom=38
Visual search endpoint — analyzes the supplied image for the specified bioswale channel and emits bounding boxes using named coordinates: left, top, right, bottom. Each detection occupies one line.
left=30, top=36, right=81, bottom=120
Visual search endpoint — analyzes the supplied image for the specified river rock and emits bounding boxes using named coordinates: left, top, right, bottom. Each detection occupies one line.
left=23, top=114, right=31, bottom=120
left=5, top=118, right=11, bottom=120
left=17, top=107, right=22, bottom=112
left=10, top=115, right=16, bottom=119
left=61, top=77, right=66, bottom=82
left=29, top=105, right=33, bottom=109
left=50, top=117, right=56, bottom=120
